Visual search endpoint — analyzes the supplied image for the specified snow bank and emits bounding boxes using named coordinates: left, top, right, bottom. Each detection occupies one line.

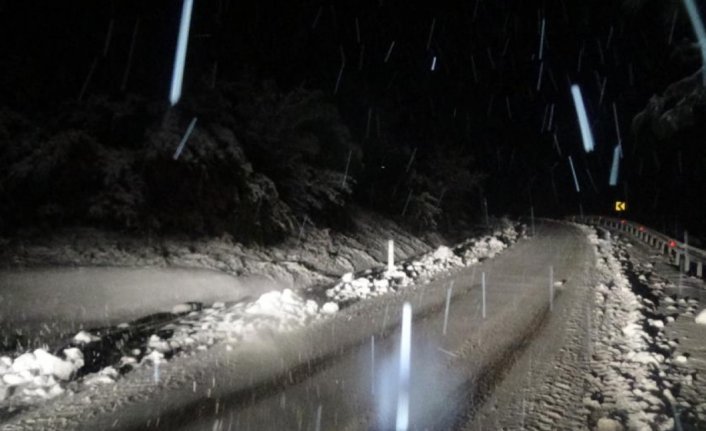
left=0, top=348, right=83, bottom=403
left=325, top=224, right=520, bottom=305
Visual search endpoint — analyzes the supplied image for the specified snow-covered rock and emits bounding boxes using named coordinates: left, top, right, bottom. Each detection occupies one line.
left=10, top=352, right=39, bottom=374
left=648, top=319, right=665, bottom=329
left=0, top=356, right=11, bottom=368
left=304, top=300, right=319, bottom=316
left=147, top=335, right=172, bottom=354
left=84, top=375, right=115, bottom=386
left=33, top=349, right=76, bottom=381
left=432, top=246, right=455, bottom=261
left=631, top=352, right=660, bottom=366
left=596, top=417, right=623, bottom=431
left=141, top=351, right=164, bottom=365
left=73, top=330, right=100, bottom=344
left=84, top=365, right=119, bottom=386
left=3, top=373, right=27, bottom=386
left=695, top=309, right=706, bottom=325
left=63, top=348, right=84, bottom=368
left=373, top=278, right=389, bottom=291
left=321, top=302, right=339, bottom=315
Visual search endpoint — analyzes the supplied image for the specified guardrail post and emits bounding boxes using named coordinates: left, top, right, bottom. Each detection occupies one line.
left=697, top=262, right=704, bottom=278
left=684, top=251, right=691, bottom=275
left=684, top=231, right=690, bottom=275
left=675, top=251, right=681, bottom=269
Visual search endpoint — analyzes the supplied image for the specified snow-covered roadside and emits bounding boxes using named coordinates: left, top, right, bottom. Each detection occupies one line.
left=584, top=227, right=702, bottom=430
left=325, top=226, right=516, bottom=304
left=0, top=221, right=523, bottom=413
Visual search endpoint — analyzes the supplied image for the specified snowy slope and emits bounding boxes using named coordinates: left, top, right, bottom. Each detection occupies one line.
left=0, top=267, right=280, bottom=351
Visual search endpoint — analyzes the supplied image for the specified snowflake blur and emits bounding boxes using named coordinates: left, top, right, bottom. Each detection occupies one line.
left=169, top=0, right=194, bottom=106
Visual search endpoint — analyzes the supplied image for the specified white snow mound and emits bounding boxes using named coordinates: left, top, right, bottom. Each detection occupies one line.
left=695, top=309, right=706, bottom=325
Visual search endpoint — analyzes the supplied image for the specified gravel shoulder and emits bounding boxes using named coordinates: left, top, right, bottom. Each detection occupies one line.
left=471, top=222, right=706, bottom=431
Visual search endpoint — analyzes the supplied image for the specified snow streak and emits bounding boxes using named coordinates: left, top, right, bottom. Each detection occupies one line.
left=570, top=84, right=595, bottom=153
left=169, top=0, right=194, bottom=106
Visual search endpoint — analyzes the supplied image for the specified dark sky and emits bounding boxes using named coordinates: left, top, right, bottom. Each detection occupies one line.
left=0, top=0, right=703, bottom=236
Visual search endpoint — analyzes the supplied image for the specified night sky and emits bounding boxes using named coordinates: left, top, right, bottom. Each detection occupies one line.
left=1, top=0, right=704, bottom=241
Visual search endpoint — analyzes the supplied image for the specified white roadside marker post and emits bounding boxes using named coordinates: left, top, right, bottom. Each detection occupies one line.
left=684, top=231, right=690, bottom=274
left=549, top=266, right=554, bottom=311
left=388, top=240, right=395, bottom=274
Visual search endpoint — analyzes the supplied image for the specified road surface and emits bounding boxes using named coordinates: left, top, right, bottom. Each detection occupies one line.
left=1, top=221, right=601, bottom=430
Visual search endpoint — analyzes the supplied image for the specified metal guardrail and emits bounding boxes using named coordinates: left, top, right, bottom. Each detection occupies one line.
left=568, top=215, right=706, bottom=280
